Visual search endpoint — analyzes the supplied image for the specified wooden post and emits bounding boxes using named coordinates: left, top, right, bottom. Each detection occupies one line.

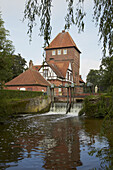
left=71, top=83, right=75, bottom=108
left=51, top=84, right=54, bottom=109
left=69, top=87, right=72, bottom=105
left=67, top=87, right=69, bottom=109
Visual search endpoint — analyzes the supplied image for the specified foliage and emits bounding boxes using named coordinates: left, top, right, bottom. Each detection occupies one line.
left=0, top=89, right=43, bottom=100
left=11, top=54, right=27, bottom=80
left=86, top=56, right=113, bottom=92
left=24, top=0, right=113, bottom=56
left=86, top=69, right=101, bottom=87
left=0, top=13, right=15, bottom=85
left=99, top=56, right=113, bottom=91
left=79, top=94, right=113, bottom=118
left=93, top=0, right=113, bottom=56
left=24, top=0, right=52, bottom=46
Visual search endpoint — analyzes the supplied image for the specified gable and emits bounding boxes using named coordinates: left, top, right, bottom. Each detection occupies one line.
left=39, top=64, right=58, bottom=79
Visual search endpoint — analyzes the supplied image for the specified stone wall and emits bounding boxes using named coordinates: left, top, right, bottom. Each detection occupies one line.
left=10, top=96, right=51, bottom=114
left=25, top=96, right=51, bottom=113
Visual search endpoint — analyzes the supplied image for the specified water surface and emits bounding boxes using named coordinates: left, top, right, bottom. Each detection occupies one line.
left=0, top=105, right=113, bottom=169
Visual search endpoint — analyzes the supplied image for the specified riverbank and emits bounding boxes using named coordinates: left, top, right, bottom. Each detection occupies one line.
left=79, top=93, right=113, bottom=118
left=0, top=90, right=51, bottom=123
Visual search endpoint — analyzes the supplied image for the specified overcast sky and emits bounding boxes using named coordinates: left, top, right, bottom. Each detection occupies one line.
left=0, top=0, right=102, bottom=81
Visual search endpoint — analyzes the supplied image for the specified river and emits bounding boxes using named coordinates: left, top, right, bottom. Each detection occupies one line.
left=0, top=103, right=113, bottom=169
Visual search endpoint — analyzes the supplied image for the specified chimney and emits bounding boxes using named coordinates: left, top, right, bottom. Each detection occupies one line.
left=29, top=60, right=33, bottom=69
left=62, top=30, right=65, bottom=33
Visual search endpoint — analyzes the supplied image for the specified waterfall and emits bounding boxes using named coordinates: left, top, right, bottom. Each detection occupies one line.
left=49, top=102, right=82, bottom=116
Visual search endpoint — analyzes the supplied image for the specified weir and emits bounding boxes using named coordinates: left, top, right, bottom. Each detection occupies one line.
left=50, top=84, right=86, bottom=114
left=50, top=102, right=83, bottom=116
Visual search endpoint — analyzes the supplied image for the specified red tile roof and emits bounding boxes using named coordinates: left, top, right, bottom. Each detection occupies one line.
left=46, top=60, right=70, bottom=79
left=50, top=61, right=70, bottom=78
left=79, top=75, right=85, bottom=84
left=6, top=69, right=50, bottom=86
left=48, top=63, right=64, bottom=78
left=32, top=65, right=42, bottom=71
left=45, top=31, right=81, bottom=53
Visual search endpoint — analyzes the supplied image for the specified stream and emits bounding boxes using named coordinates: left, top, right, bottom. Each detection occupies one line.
left=0, top=103, right=113, bottom=169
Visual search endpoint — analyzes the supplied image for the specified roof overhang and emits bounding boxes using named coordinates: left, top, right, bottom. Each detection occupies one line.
left=45, top=46, right=81, bottom=53
left=5, top=84, right=50, bottom=87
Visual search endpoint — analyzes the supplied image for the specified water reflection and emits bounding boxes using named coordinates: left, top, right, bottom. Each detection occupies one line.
left=0, top=113, right=113, bottom=169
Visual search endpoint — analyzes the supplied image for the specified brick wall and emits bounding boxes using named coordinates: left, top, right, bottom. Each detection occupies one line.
left=46, top=47, right=80, bottom=85
left=5, top=86, right=47, bottom=92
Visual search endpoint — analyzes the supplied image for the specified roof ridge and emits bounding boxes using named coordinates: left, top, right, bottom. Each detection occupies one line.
left=67, top=32, right=77, bottom=47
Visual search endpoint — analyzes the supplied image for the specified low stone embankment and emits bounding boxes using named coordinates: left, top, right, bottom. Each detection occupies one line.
left=0, top=90, right=51, bottom=123
left=9, top=96, right=51, bottom=114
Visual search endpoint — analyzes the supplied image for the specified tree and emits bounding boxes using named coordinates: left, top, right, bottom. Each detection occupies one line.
left=100, top=56, right=113, bottom=91
left=86, top=69, right=101, bottom=87
left=11, top=54, right=27, bottom=79
left=86, top=56, right=113, bottom=92
left=0, top=13, right=15, bottom=87
left=23, top=0, right=113, bottom=56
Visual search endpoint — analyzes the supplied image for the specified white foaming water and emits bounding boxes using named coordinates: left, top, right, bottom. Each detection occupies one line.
left=36, top=102, right=82, bottom=117
left=19, top=102, right=82, bottom=120
left=48, top=102, right=83, bottom=116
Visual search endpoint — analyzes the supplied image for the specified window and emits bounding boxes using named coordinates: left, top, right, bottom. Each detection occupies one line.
left=20, top=88, right=26, bottom=91
left=70, top=73, right=72, bottom=81
left=63, top=49, right=67, bottom=54
left=52, top=50, right=56, bottom=55
left=27, top=88, right=32, bottom=91
left=43, top=69, right=48, bottom=77
left=57, top=49, right=61, bottom=55
left=50, top=58, right=54, bottom=60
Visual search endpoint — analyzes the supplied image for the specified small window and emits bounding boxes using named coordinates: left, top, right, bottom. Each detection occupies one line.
left=27, top=88, right=32, bottom=91
left=70, top=73, right=72, bottom=81
left=63, top=49, right=67, bottom=54
left=59, top=88, right=61, bottom=92
left=50, top=58, right=54, bottom=60
left=20, top=88, right=26, bottom=91
left=43, top=69, right=48, bottom=77
left=57, top=49, right=61, bottom=55
left=52, top=50, right=56, bottom=55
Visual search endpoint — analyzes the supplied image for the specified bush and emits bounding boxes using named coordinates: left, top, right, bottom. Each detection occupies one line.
left=0, top=89, right=43, bottom=99
left=79, top=94, right=113, bottom=118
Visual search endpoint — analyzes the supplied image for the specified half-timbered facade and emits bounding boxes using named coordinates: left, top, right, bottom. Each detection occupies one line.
left=39, top=61, right=73, bottom=83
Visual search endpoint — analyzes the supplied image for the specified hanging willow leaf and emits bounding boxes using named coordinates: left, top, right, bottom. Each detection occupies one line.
left=24, top=0, right=113, bottom=57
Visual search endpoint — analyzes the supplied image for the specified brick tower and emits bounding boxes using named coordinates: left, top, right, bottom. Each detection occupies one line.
left=45, top=30, right=81, bottom=85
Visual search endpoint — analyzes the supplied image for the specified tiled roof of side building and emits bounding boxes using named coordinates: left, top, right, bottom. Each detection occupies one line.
left=32, top=65, right=42, bottom=71
left=5, top=69, right=51, bottom=86
left=45, top=31, right=81, bottom=53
